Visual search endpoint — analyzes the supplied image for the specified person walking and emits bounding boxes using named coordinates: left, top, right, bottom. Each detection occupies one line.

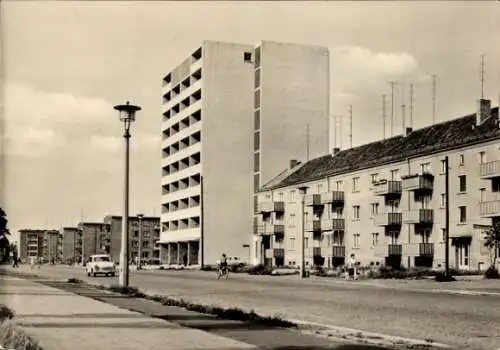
left=345, top=253, right=358, bottom=281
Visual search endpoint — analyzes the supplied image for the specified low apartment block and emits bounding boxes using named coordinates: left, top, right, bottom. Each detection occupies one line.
left=62, top=216, right=161, bottom=264
left=255, top=99, right=500, bottom=271
left=19, top=229, right=62, bottom=263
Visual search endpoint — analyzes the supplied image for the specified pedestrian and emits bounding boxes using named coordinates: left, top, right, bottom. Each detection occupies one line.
left=11, top=251, right=18, bottom=268
left=346, top=253, right=357, bottom=281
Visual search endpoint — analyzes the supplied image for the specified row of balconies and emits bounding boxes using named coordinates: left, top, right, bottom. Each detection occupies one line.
left=264, top=245, right=347, bottom=259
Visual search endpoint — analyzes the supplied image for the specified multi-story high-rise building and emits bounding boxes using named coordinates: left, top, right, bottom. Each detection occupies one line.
left=61, top=227, right=82, bottom=264
left=255, top=100, right=500, bottom=271
left=42, top=230, right=62, bottom=263
left=160, top=41, right=330, bottom=266
left=78, top=222, right=107, bottom=263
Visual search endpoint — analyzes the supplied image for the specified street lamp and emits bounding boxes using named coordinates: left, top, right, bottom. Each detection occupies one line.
left=137, top=213, right=144, bottom=270
left=114, top=101, right=142, bottom=288
left=298, top=186, right=309, bottom=279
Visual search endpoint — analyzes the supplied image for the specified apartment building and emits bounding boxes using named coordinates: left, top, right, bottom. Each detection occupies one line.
left=103, top=215, right=161, bottom=264
left=19, top=229, right=44, bottom=262
left=78, top=222, right=108, bottom=262
left=61, top=227, right=82, bottom=264
left=255, top=99, right=500, bottom=271
left=160, top=41, right=329, bottom=266
left=19, top=229, right=62, bottom=263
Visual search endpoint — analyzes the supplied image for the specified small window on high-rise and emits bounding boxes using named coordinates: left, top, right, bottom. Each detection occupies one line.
left=244, top=52, right=253, bottom=63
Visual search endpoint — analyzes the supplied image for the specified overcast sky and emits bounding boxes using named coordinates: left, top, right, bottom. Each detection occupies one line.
left=1, top=1, right=499, bottom=240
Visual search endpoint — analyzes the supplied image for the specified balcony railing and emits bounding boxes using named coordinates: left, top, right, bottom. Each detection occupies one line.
left=331, top=245, right=345, bottom=258
left=405, top=242, right=435, bottom=256
left=373, top=212, right=402, bottom=226
left=373, top=180, right=402, bottom=196
left=403, top=209, right=434, bottom=224
left=305, top=220, right=321, bottom=232
left=256, top=223, right=285, bottom=236
left=402, top=174, right=434, bottom=192
left=321, top=218, right=345, bottom=231
left=257, top=201, right=285, bottom=213
left=305, top=194, right=323, bottom=207
left=480, top=200, right=500, bottom=218
left=273, top=248, right=285, bottom=258
left=479, top=160, right=500, bottom=179
left=321, top=191, right=345, bottom=204
left=375, top=244, right=402, bottom=257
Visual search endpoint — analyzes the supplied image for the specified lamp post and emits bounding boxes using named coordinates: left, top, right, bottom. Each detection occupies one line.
left=298, top=186, right=309, bottom=279
left=137, top=214, right=144, bottom=270
left=114, top=101, right=141, bottom=288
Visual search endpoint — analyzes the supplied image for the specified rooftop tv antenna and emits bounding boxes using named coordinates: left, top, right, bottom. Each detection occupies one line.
left=348, top=105, right=353, bottom=148
left=382, top=94, right=387, bottom=139
left=432, top=75, right=437, bottom=124
left=401, top=84, right=406, bottom=132
left=306, top=124, right=310, bottom=161
left=389, top=81, right=396, bottom=137
left=480, top=54, right=486, bottom=99
left=409, top=83, right=414, bottom=128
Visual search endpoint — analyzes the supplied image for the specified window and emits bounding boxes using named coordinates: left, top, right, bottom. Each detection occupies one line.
left=480, top=188, right=486, bottom=202
left=353, top=205, right=360, bottom=220
left=441, top=228, right=447, bottom=242
left=371, top=203, right=379, bottom=216
left=317, top=184, right=323, bottom=194
left=254, top=132, right=260, bottom=151
left=479, top=151, right=486, bottom=164
left=290, top=237, right=295, bottom=249
left=254, top=90, right=260, bottom=109
left=244, top=52, right=253, bottom=62
left=254, top=152, right=260, bottom=173
left=459, top=154, right=465, bottom=165
left=420, top=162, right=431, bottom=174
left=372, top=233, right=379, bottom=246
left=336, top=180, right=344, bottom=191
left=289, top=214, right=295, bottom=225
left=305, top=237, right=309, bottom=249
left=353, top=233, right=361, bottom=249
left=370, top=173, right=379, bottom=185
left=390, top=169, right=400, bottom=181
left=289, top=190, right=296, bottom=202
left=278, top=192, right=284, bottom=201
left=459, top=206, right=467, bottom=224
left=352, top=177, right=360, bottom=192
left=459, top=175, right=467, bottom=193
left=253, top=174, right=260, bottom=191
left=254, top=68, right=260, bottom=89
left=440, top=194, right=446, bottom=208
left=388, top=200, right=399, bottom=212
left=254, top=110, right=260, bottom=130
left=440, top=159, right=446, bottom=174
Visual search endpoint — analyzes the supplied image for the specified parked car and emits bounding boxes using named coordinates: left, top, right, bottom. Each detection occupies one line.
left=85, top=254, right=116, bottom=277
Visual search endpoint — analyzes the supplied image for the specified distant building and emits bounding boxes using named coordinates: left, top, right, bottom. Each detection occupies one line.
left=255, top=100, right=500, bottom=271
left=43, top=230, right=62, bottom=263
left=78, top=222, right=108, bottom=262
left=19, top=229, right=62, bottom=263
left=159, top=40, right=330, bottom=266
left=61, top=227, right=82, bottom=264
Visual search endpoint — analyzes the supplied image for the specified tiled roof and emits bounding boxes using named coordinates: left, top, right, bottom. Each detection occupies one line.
left=262, top=107, right=500, bottom=191
left=261, top=162, right=306, bottom=189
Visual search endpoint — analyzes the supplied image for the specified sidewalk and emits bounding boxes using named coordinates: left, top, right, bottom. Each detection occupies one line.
left=0, top=276, right=258, bottom=350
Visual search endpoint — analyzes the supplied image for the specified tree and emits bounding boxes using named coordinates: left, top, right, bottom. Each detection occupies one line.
left=484, top=221, right=500, bottom=267
left=0, top=207, right=10, bottom=262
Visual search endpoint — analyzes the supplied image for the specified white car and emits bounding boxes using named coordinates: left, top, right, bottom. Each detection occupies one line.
left=86, top=254, right=116, bottom=277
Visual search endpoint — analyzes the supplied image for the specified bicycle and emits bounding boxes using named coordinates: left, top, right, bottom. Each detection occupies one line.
left=217, top=265, right=229, bottom=280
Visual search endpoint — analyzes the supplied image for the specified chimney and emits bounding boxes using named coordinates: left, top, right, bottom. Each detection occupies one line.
left=405, top=127, right=413, bottom=136
left=332, top=147, right=340, bottom=156
left=476, top=98, right=491, bottom=125
left=290, top=159, right=299, bottom=168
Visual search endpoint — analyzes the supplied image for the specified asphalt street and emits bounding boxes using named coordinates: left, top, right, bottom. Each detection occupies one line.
left=9, top=265, right=500, bottom=350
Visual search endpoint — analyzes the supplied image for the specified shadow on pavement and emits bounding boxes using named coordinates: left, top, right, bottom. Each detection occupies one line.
left=16, top=313, right=147, bottom=319
left=271, top=346, right=394, bottom=350
left=17, top=321, right=181, bottom=329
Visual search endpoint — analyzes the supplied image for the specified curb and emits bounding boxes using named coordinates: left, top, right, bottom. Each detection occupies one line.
left=289, top=319, right=452, bottom=348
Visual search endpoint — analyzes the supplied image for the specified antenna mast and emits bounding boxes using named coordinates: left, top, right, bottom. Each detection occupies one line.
left=339, top=114, right=343, bottom=149
left=306, top=124, right=310, bottom=161
left=401, top=84, right=406, bottom=132
left=348, top=105, right=353, bottom=148
left=382, top=94, right=387, bottom=139
left=389, top=81, right=396, bottom=137
left=432, top=75, right=437, bottom=124
left=409, top=83, right=414, bottom=128
left=480, top=54, right=486, bottom=99
left=333, top=114, right=337, bottom=149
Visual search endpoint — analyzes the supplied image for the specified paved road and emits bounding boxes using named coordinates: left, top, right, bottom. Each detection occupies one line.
left=9, top=265, right=500, bottom=350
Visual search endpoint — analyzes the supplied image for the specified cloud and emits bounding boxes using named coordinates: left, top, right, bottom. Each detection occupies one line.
left=331, top=46, right=419, bottom=95
left=88, top=135, right=122, bottom=153
left=4, top=126, right=66, bottom=157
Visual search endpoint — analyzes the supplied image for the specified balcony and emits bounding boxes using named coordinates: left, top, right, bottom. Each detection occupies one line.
left=373, top=212, right=402, bottom=227
left=402, top=174, right=434, bottom=192
left=305, top=220, right=321, bottom=232
left=273, top=248, right=285, bottom=258
left=321, top=191, right=344, bottom=205
left=480, top=200, right=500, bottom=218
left=321, top=218, right=345, bottom=231
left=257, top=201, right=285, bottom=213
left=405, top=243, right=434, bottom=256
left=374, top=244, right=403, bottom=257
left=403, top=209, right=434, bottom=225
left=373, top=180, right=402, bottom=196
left=480, top=160, right=500, bottom=179
left=256, top=223, right=285, bottom=236
left=305, top=194, right=323, bottom=207
left=331, top=245, right=345, bottom=258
